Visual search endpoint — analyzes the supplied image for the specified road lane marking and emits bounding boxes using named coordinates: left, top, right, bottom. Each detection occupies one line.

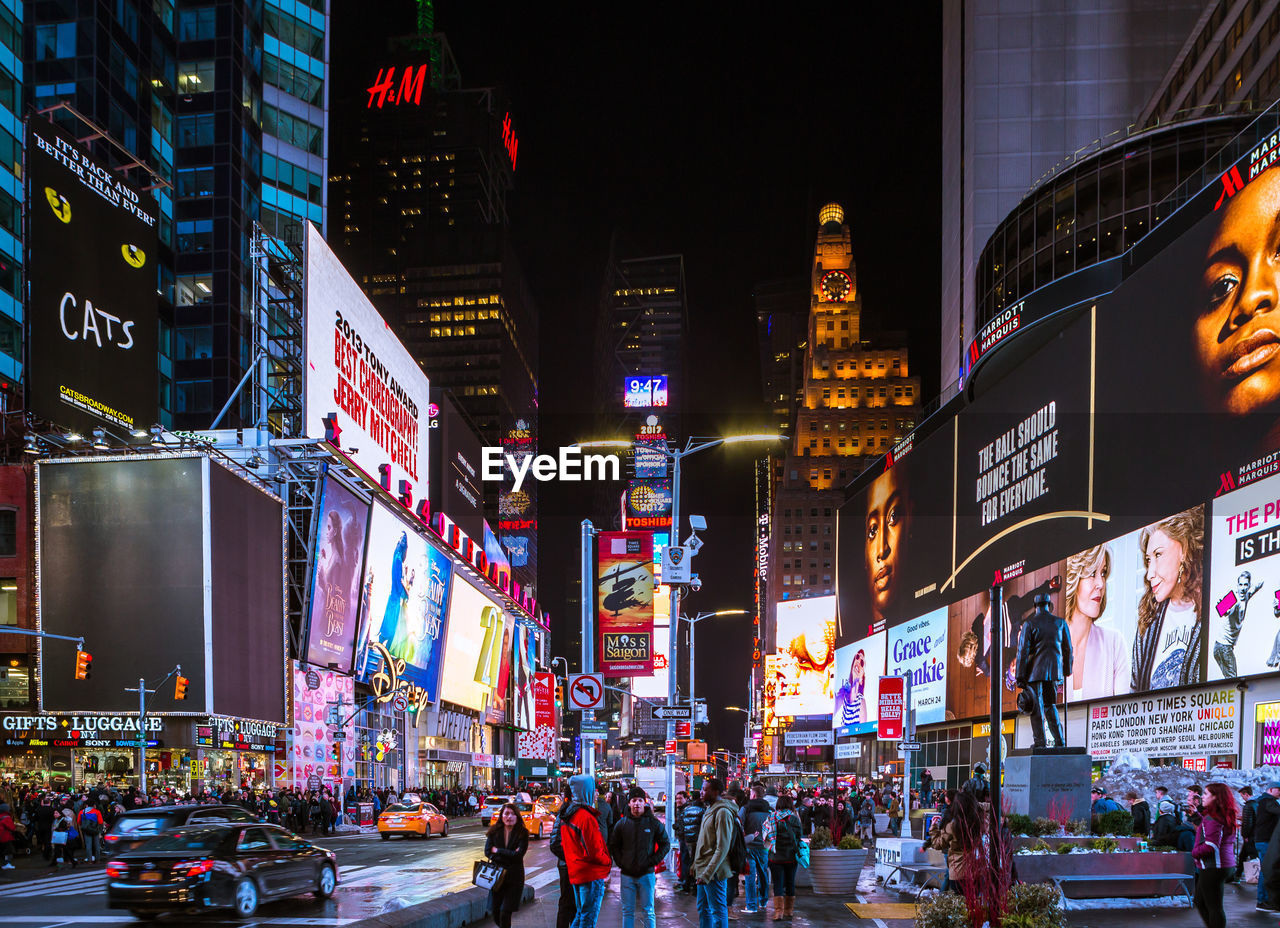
left=529, top=870, right=559, bottom=889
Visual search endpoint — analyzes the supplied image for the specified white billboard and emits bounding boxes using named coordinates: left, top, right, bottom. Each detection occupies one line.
left=304, top=224, right=430, bottom=504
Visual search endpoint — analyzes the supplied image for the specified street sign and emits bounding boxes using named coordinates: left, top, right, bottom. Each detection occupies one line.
left=878, top=676, right=905, bottom=740
left=784, top=729, right=833, bottom=747
left=676, top=721, right=691, bottom=738
left=567, top=673, right=605, bottom=711
left=665, top=740, right=679, bottom=754
left=652, top=705, right=693, bottom=720
left=743, top=736, right=754, bottom=749
left=835, top=742, right=862, bottom=759
left=391, top=692, right=409, bottom=712
left=332, top=731, right=347, bottom=741
left=325, top=706, right=339, bottom=726
left=898, top=740, right=922, bottom=751
left=662, top=545, right=692, bottom=584
left=580, top=719, right=609, bottom=742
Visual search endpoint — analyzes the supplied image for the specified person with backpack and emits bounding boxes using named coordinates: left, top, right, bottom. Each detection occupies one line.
left=762, top=795, right=803, bottom=921
left=607, top=787, right=669, bottom=928
left=694, top=778, right=744, bottom=928
left=0, top=802, right=18, bottom=870
left=679, top=787, right=706, bottom=895
left=77, top=802, right=104, bottom=863
left=740, top=784, right=773, bottom=915
left=559, top=775, right=612, bottom=928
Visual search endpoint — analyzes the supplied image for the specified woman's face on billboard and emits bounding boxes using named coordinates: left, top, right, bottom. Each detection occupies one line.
left=1194, top=168, right=1280, bottom=416
left=865, top=468, right=909, bottom=622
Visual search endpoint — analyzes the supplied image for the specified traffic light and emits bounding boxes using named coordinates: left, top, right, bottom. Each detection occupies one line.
left=332, top=743, right=341, bottom=761
left=556, top=684, right=565, bottom=706
left=74, top=650, right=92, bottom=680
left=174, top=675, right=189, bottom=700
left=406, top=693, right=419, bottom=715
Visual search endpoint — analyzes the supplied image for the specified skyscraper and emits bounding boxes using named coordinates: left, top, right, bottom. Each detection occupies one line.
left=770, top=204, right=919, bottom=607
left=25, top=0, right=330, bottom=431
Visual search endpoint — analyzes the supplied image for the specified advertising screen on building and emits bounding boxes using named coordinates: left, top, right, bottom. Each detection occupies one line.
left=484, top=610, right=512, bottom=725
left=773, top=596, right=837, bottom=718
left=596, top=531, right=655, bottom=677
left=888, top=607, right=947, bottom=725
left=534, top=671, right=556, bottom=728
left=438, top=576, right=500, bottom=712
left=632, top=584, right=671, bottom=699
left=623, top=375, right=669, bottom=408
left=27, top=117, right=158, bottom=433
left=287, top=661, right=355, bottom=790
left=1208, top=471, right=1280, bottom=681
left=304, top=474, right=370, bottom=673
left=832, top=629, right=886, bottom=735
left=355, top=501, right=453, bottom=703
left=512, top=622, right=538, bottom=731
left=624, top=480, right=672, bottom=530
left=39, top=457, right=286, bottom=722
left=304, top=224, right=430, bottom=504
left=485, top=522, right=512, bottom=590
left=1086, top=684, right=1238, bottom=761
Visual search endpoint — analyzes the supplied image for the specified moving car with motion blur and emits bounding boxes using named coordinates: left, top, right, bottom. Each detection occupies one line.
left=376, top=800, right=449, bottom=840
left=103, top=805, right=259, bottom=855
left=479, top=794, right=513, bottom=823
left=106, top=822, right=337, bottom=919
left=488, top=801, right=555, bottom=839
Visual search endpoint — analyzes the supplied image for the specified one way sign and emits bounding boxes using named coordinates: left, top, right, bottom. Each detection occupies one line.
left=652, top=705, right=693, bottom=721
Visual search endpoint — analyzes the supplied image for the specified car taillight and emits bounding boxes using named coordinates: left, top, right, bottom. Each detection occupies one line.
left=173, top=859, right=215, bottom=877
left=105, top=861, right=128, bottom=878
left=103, top=834, right=119, bottom=844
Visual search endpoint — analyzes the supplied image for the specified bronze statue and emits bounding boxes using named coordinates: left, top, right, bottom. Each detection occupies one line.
left=1015, top=592, right=1073, bottom=747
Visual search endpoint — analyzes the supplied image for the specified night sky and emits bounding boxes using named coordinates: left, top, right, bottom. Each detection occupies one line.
left=332, top=1, right=943, bottom=751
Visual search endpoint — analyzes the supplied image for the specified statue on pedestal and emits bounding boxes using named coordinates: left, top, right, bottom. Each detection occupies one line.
left=1015, top=593, right=1073, bottom=748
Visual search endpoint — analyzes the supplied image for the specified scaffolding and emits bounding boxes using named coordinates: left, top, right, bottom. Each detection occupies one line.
left=249, top=224, right=306, bottom=438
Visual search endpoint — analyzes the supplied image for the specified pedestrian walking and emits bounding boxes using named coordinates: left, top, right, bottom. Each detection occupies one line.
left=934, top=790, right=986, bottom=898
left=77, top=803, right=104, bottom=863
left=693, top=778, right=739, bottom=928
left=887, top=792, right=903, bottom=837
left=607, top=787, right=669, bottom=928
left=679, top=788, right=706, bottom=894
left=0, top=802, right=18, bottom=869
left=484, top=803, right=529, bottom=928
left=550, top=785, right=578, bottom=928
left=561, top=775, right=611, bottom=928
left=1192, top=783, right=1238, bottom=928
left=50, top=809, right=78, bottom=870
left=740, top=784, right=772, bottom=914
left=1255, top=782, right=1280, bottom=911
left=762, top=795, right=803, bottom=921
left=1234, top=786, right=1257, bottom=883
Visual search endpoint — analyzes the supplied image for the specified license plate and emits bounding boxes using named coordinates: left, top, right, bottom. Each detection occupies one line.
left=140, top=872, right=161, bottom=882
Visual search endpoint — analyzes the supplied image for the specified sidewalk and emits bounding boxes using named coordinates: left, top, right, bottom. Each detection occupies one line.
left=512, top=862, right=1277, bottom=928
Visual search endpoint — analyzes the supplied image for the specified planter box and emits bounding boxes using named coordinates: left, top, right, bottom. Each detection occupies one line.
left=1012, top=835, right=1141, bottom=852
left=809, top=848, right=870, bottom=895
left=1014, top=850, right=1193, bottom=893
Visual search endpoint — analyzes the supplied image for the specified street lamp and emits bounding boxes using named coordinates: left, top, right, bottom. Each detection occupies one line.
left=683, top=610, right=747, bottom=727
left=724, top=706, right=752, bottom=771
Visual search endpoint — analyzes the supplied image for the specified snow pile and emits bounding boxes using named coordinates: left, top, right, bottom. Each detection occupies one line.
left=1061, top=894, right=1190, bottom=910
left=1096, top=761, right=1280, bottom=802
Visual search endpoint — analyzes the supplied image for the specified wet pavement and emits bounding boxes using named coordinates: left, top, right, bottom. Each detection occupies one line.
left=0, top=819, right=563, bottom=925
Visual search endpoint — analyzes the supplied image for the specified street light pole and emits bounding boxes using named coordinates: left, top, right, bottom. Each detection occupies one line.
left=581, top=519, right=596, bottom=778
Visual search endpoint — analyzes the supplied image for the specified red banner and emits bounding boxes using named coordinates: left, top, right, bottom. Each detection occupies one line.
left=596, top=531, right=655, bottom=677
left=878, top=676, right=905, bottom=740
left=534, top=671, right=556, bottom=728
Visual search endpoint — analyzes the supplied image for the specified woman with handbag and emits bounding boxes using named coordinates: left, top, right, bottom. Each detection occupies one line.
left=762, top=795, right=803, bottom=921
left=483, top=803, right=529, bottom=928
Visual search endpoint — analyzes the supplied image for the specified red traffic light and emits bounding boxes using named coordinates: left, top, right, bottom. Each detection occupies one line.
left=74, top=650, right=92, bottom=680
left=174, top=675, right=189, bottom=700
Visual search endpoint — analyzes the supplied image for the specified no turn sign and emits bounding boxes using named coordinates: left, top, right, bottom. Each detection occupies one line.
left=568, top=673, right=605, bottom=711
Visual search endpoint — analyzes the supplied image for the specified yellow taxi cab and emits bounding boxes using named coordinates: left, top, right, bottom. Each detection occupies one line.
left=488, top=801, right=556, bottom=839
left=535, top=794, right=563, bottom=816
left=378, top=800, right=449, bottom=840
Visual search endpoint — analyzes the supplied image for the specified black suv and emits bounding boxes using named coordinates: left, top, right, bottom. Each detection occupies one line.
left=103, top=805, right=259, bottom=854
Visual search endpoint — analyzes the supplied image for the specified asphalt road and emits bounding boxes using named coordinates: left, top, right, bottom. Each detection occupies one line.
left=0, top=820, right=561, bottom=926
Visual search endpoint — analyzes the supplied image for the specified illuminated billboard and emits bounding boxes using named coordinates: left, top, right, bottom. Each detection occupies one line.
left=887, top=607, right=947, bottom=725
left=354, top=501, right=453, bottom=703
left=439, top=577, right=502, bottom=712
left=833, top=630, right=886, bottom=736
left=512, top=622, right=538, bottom=730
left=773, top=596, right=837, bottom=717
left=624, top=480, right=673, bottom=530
left=632, top=584, right=671, bottom=699
left=304, top=224, right=430, bottom=507
left=27, top=117, right=158, bottom=433
left=596, top=531, right=656, bottom=677
left=1208, top=474, right=1280, bottom=681
left=304, top=474, right=370, bottom=673
left=623, top=375, right=669, bottom=408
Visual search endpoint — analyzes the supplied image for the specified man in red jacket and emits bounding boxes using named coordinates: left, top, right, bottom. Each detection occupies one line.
left=561, top=774, right=612, bottom=928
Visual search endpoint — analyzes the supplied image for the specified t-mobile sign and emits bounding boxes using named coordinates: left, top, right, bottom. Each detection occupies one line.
left=878, top=676, right=905, bottom=740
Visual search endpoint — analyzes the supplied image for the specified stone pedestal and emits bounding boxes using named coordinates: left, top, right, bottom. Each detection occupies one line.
left=1003, top=747, right=1091, bottom=822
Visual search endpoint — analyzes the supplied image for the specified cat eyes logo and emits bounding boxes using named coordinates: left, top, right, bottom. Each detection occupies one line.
left=44, top=187, right=71, bottom=223
left=121, top=244, right=146, bottom=268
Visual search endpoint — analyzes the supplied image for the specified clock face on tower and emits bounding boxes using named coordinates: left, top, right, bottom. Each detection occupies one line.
left=820, top=270, right=852, bottom=302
